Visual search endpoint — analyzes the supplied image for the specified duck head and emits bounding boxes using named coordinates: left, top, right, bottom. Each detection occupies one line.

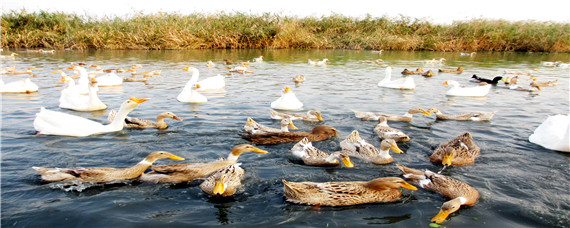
left=311, top=126, right=337, bottom=137
left=380, top=139, right=403, bottom=154
left=365, top=177, right=417, bottom=191
left=431, top=197, right=466, bottom=224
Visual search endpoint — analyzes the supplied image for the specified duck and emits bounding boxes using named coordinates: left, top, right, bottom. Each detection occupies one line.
left=378, top=67, right=415, bottom=90
left=131, top=69, right=161, bottom=76
left=270, top=109, right=323, bottom=122
left=290, top=137, right=354, bottom=167
left=509, top=81, right=541, bottom=92
left=108, top=111, right=183, bottom=129
left=270, top=87, right=303, bottom=110
left=253, top=56, right=263, bottom=62
left=470, top=75, right=503, bottom=84
left=0, top=53, right=18, bottom=59
left=182, top=66, right=225, bottom=90
left=32, top=151, right=185, bottom=183
left=430, top=132, right=480, bottom=166
left=503, top=70, right=534, bottom=75
left=460, top=52, right=476, bottom=57
left=177, top=83, right=207, bottom=104
left=282, top=177, right=417, bottom=206
left=422, top=70, right=438, bottom=77
left=240, top=126, right=337, bottom=145
left=123, top=73, right=154, bottom=83
left=503, top=76, right=519, bottom=85
left=1, top=67, right=39, bottom=75
left=94, top=71, right=123, bottom=86
left=529, top=114, right=570, bottom=152
left=438, top=67, right=463, bottom=73
left=206, top=60, right=215, bottom=67
left=308, top=58, right=329, bottom=65
left=541, top=61, right=560, bottom=67
left=359, top=59, right=383, bottom=64
left=0, top=78, right=39, bottom=93
left=59, top=78, right=107, bottom=111
left=427, top=108, right=496, bottom=121
left=401, top=68, right=424, bottom=75
left=200, top=163, right=245, bottom=197
left=223, top=59, right=233, bottom=65
left=425, top=58, right=446, bottom=64
left=353, top=108, right=431, bottom=121
left=373, top=117, right=410, bottom=142
left=87, top=65, right=105, bottom=77
left=528, top=77, right=557, bottom=86
left=66, top=65, right=90, bottom=95
left=293, top=75, right=305, bottom=84
left=228, top=64, right=253, bottom=74
left=340, top=130, right=403, bottom=164
left=243, top=117, right=298, bottom=135
left=442, top=80, right=491, bottom=97
left=34, top=97, right=148, bottom=137
left=396, top=164, right=479, bottom=224
left=139, top=144, right=268, bottom=184
left=0, top=66, right=16, bottom=74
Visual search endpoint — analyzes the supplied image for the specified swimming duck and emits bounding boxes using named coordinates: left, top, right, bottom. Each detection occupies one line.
left=340, top=130, right=403, bottom=164
left=182, top=66, right=225, bottom=90
left=503, top=76, right=519, bottom=85
left=243, top=117, right=298, bottom=135
left=290, top=137, right=354, bottom=167
left=32, top=151, right=185, bottom=183
left=528, top=77, right=557, bottom=86
left=206, top=60, right=215, bottom=67
left=94, top=71, right=123, bottom=86
left=373, top=117, right=410, bottom=142
left=0, top=53, right=18, bottom=59
left=0, top=78, right=39, bottom=93
left=59, top=78, right=107, bottom=111
left=34, top=97, right=148, bottom=137
left=139, top=144, right=268, bottom=184
left=1, top=67, right=39, bottom=75
left=438, top=67, right=463, bottom=73
left=359, top=59, right=384, bottom=64
left=443, top=80, right=491, bottom=97
left=509, top=81, right=541, bottom=92
left=429, top=132, right=480, bottom=166
left=253, top=56, right=263, bottom=62
left=177, top=83, right=207, bottom=104
left=270, top=109, right=323, bottom=122
left=427, top=108, right=496, bottom=121
left=131, top=69, right=161, bottom=76
left=353, top=108, right=431, bottom=121
left=282, top=177, right=417, bottom=206
left=308, top=59, right=329, bottom=65
left=123, top=73, right=154, bottom=83
left=470, top=75, right=503, bottom=84
left=240, top=126, right=337, bottom=145
left=529, top=114, right=570, bottom=152
left=228, top=64, right=253, bottom=74
left=108, top=110, right=183, bottom=129
left=425, top=58, right=446, bottom=64
left=503, top=70, right=534, bottom=75
left=200, top=163, right=244, bottom=197
left=396, top=164, right=479, bottom=224
left=66, top=65, right=90, bottom=95
left=422, top=70, right=438, bottom=77
left=87, top=65, right=105, bottom=77
left=270, top=87, right=304, bottom=110
left=460, top=52, right=476, bottom=57
left=293, top=75, right=305, bottom=84
left=378, top=67, right=415, bottom=90
left=223, top=59, right=233, bottom=65
left=0, top=66, right=16, bottom=74
left=401, top=68, right=424, bottom=75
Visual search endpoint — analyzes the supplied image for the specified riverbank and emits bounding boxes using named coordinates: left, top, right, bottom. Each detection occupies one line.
left=2, top=10, right=569, bottom=52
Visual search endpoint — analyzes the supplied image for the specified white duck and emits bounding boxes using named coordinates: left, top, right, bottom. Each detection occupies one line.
left=271, top=87, right=303, bottom=110
left=177, top=83, right=207, bottom=104
left=66, top=65, right=90, bottom=94
left=529, top=114, right=570, bottom=152
left=34, top=97, right=148, bottom=137
left=181, top=66, right=225, bottom=90
left=378, top=67, right=415, bottom=90
left=442, top=80, right=491, bottom=97
left=0, top=78, right=39, bottom=93
left=95, top=71, right=123, bottom=86
left=59, top=78, right=107, bottom=111
left=308, top=59, right=329, bottom=65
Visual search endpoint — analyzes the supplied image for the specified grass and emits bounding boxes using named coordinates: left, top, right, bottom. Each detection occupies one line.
left=2, top=10, right=569, bottom=52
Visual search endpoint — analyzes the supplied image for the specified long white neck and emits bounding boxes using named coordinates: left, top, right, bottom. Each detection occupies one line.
left=88, top=84, right=103, bottom=106
left=76, top=68, right=88, bottom=85
left=381, top=67, right=392, bottom=82
left=107, top=103, right=135, bottom=131
left=189, top=70, right=199, bottom=85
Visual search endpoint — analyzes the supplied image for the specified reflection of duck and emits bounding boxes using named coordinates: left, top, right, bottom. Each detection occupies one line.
left=529, top=114, right=570, bottom=152
left=32, top=151, right=185, bottom=183
left=443, top=80, right=491, bottom=97
left=59, top=78, right=107, bottom=111
left=438, top=67, right=463, bottom=73
left=470, top=75, right=503, bottom=84
left=200, top=164, right=244, bottom=197
left=430, top=132, right=480, bottom=166
left=34, top=97, right=148, bottom=137
left=378, top=67, right=415, bottom=90
left=290, top=137, right=354, bottom=167
left=243, top=117, right=297, bottom=134
left=282, top=177, right=417, bottom=206
left=0, top=78, right=39, bottom=93
left=240, top=126, right=337, bottom=145
left=396, top=164, right=479, bottom=224
left=270, top=87, right=303, bottom=110
left=108, top=111, right=183, bottom=129
left=373, top=117, right=410, bottom=142
left=340, top=130, right=403, bottom=164
left=427, top=108, right=496, bottom=121
left=353, top=108, right=431, bottom=121
left=270, top=109, right=323, bottom=121
left=140, top=145, right=268, bottom=184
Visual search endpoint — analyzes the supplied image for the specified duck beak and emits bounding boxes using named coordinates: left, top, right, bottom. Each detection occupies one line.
left=390, top=144, right=404, bottom=154
left=129, top=97, right=150, bottom=104
left=316, top=113, right=324, bottom=121
left=401, top=181, right=418, bottom=190
left=213, top=180, right=225, bottom=195
left=422, top=110, right=431, bottom=115
left=65, top=66, right=75, bottom=70
left=196, top=84, right=201, bottom=89
left=251, top=147, right=269, bottom=154
left=342, top=157, right=354, bottom=168
left=288, top=121, right=298, bottom=130
left=431, top=209, right=451, bottom=224
left=181, top=66, right=190, bottom=71
left=168, top=154, right=185, bottom=161
left=59, top=76, right=66, bottom=82
left=284, top=87, right=291, bottom=92
left=501, top=78, right=506, bottom=82
left=536, top=86, right=541, bottom=91
left=31, top=67, right=39, bottom=70
left=442, top=81, right=449, bottom=85
left=173, top=116, right=183, bottom=121
left=442, top=153, right=453, bottom=166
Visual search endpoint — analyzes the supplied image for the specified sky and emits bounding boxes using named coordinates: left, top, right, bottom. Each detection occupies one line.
left=2, top=0, right=569, bottom=24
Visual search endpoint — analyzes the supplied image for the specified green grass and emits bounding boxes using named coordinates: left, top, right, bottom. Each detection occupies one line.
left=2, top=10, right=569, bottom=52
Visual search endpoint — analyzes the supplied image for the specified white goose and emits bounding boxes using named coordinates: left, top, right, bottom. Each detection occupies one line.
left=270, top=87, right=303, bottom=110
left=442, top=80, right=491, bottom=97
left=66, top=66, right=90, bottom=94
left=529, top=114, right=570, bottom=152
left=59, top=78, right=107, bottom=111
left=177, top=83, right=207, bottom=104
left=181, top=66, right=225, bottom=90
left=378, top=67, right=415, bottom=90
left=0, top=78, right=39, bottom=93
left=95, top=71, right=123, bottom=86
left=34, top=97, right=148, bottom=137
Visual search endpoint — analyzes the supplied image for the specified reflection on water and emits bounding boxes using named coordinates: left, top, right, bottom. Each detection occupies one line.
left=1, top=49, right=569, bottom=227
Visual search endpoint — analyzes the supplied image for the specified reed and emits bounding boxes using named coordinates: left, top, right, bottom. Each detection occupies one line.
left=2, top=10, right=569, bottom=52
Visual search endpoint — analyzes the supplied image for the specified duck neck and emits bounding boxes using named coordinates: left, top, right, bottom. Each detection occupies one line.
left=88, top=84, right=102, bottom=106
left=325, top=154, right=339, bottom=163
left=227, top=152, right=240, bottom=161
left=122, top=159, right=154, bottom=179
left=280, top=124, right=289, bottom=132
left=155, top=115, right=168, bottom=129
left=378, top=148, right=391, bottom=159
left=107, top=103, right=135, bottom=131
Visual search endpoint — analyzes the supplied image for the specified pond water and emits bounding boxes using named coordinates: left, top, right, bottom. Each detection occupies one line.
left=1, top=49, right=569, bottom=227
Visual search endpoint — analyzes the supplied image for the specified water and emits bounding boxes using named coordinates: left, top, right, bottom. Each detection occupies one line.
left=1, top=49, right=569, bottom=227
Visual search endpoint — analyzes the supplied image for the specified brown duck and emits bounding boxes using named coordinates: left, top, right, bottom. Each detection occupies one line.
left=438, top=66, right=464, bottom=73
left=429, top=132, right=480, bottom=166
left=290, top=137, right=354, bottom=167
left=108, top=110, right=183, bottom=129
left=340, top=130, right=403, bottom=164
left=282, top=177, right=417, bottom=206
left=239, top=125, right=337, bottom=145
left=396, top=164, right=479, bottom=224
left=422, top=70, right=438, bottom=77
left=401, top=68, right=424, bottom=75
left=427, top=108, right=496, bottom=121
left=200, top=163, right=244, bottom=197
